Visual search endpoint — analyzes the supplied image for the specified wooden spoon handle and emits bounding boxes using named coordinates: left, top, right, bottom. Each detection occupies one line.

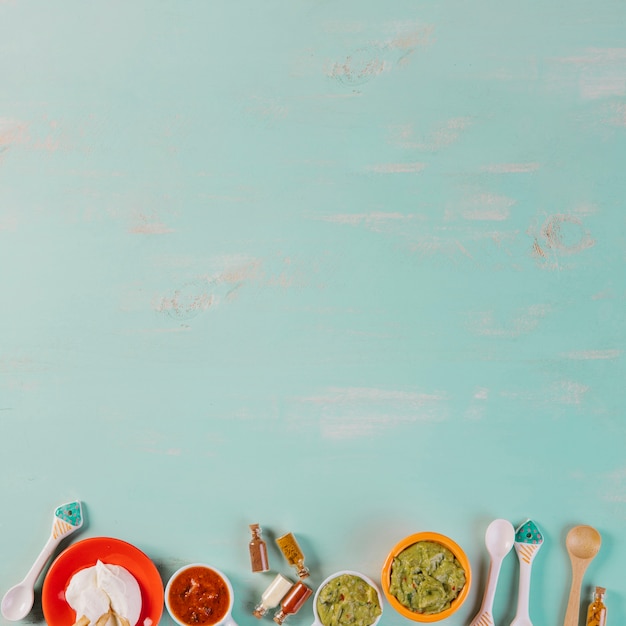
left=563, top=564, right=586, bottom=626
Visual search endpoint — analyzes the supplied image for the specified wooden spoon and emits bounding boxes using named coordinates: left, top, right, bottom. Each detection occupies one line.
left=563, top=525, right=601, bottom=626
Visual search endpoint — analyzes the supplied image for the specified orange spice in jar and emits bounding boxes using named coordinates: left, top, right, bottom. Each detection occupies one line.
left=275, top=532, right=310, bottom=579
left=586, top=587, right=607, bottom=626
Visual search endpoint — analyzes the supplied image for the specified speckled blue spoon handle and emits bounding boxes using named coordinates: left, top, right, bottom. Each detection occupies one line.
left=510, top=520, right=544, bottom=626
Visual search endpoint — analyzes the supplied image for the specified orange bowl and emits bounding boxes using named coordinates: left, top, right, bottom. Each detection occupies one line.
left=381, top=531, right=471, bottom=623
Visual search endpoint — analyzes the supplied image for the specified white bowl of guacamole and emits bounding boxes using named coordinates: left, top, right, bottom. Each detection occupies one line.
left=312, top=571, right=383, bottom=626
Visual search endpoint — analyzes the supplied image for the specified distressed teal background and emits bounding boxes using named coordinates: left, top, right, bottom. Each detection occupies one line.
left=1, top=1, right=625, bottom=625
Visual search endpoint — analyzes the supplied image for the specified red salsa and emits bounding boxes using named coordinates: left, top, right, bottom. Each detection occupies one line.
left=168, top=566, right=230, bottom=625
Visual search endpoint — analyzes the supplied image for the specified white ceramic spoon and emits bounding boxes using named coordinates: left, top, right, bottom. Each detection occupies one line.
left=1, top=501, right=84, bottom=621
left=469, top=518, right=515, bottom=626
left=510, top=519, right=544, bottom=626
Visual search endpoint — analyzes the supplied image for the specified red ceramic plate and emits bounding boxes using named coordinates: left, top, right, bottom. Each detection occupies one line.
left=42, top=536, right=164, bottom=626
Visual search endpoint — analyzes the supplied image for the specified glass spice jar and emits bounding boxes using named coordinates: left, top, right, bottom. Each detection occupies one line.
left=273, top=581, right=312, bottom=625
left=249, top=523, right=269, bottom=573
left=586, top=586, right=607, bottom=626
left=253, top=573, right=293, bottom=618
left=275, top=532, right=309, bottom=579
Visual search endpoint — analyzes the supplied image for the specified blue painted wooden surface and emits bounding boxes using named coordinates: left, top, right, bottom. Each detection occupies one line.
left=1, top=2, right=624, bottom=625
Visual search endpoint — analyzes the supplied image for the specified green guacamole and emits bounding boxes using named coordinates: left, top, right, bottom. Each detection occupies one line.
left=388, top=541, right=466, bottom=615
left=316, top=574, right=382, bottom=626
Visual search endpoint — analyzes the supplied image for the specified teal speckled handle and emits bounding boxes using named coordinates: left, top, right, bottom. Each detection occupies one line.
left=510, top=519, right=544, bottom=626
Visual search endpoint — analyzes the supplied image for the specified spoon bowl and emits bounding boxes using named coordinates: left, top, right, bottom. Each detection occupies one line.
left=566, top=525, right=601, bottom=561
left=485, top=518, right=516, bottom=559
left=1, top=585, right=34, bottom=622
left=563, top=525, right=601, bottom=626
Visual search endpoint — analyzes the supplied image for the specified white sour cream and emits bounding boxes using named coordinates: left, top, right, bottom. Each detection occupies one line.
left=65, top=560, right=142, bottom=626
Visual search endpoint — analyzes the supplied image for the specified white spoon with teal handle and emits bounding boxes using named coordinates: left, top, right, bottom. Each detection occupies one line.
left=510, top=519, right=544, bottom=626
left=1, top=501, right=84, bottom=621
left=469, top=518, right=515, bottom=626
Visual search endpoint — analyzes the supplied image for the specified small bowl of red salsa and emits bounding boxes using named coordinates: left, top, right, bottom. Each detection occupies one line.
left=165, top=563, right=237, bottom=626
